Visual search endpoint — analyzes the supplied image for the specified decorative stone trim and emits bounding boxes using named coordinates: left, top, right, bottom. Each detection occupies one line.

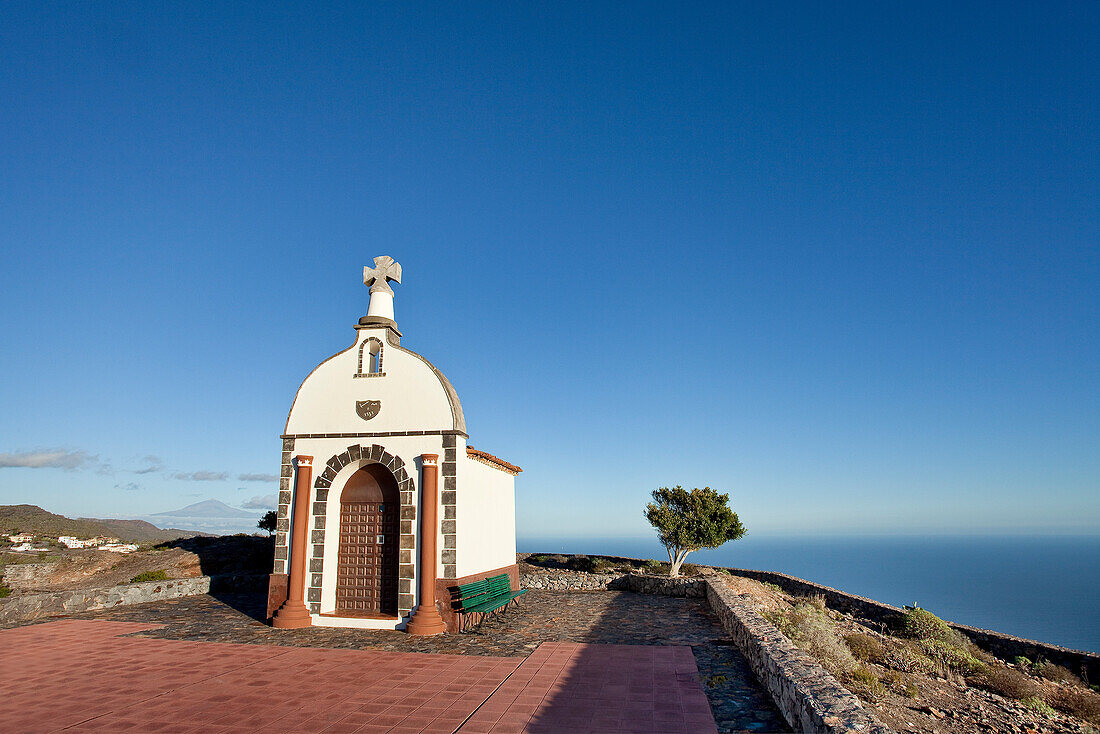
left=273, top=437, right=295, bottom=575
left=307, top=443, right=416, bottom=619
left=281, top=430, right=468, bottom=439
left=441, top=435, right=457, bottom=578
left=704, top=579, right=890, bottom=734
left=355, top=336, right=385, bottom=378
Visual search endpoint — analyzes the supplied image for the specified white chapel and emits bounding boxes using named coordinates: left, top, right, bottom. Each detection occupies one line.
left=268, top=257, right=521, bottom=633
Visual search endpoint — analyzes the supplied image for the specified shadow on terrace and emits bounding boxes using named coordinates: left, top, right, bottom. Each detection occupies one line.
left=154, top=534, right=273, bottom=621
left=455, top=554, right=791, bottom=733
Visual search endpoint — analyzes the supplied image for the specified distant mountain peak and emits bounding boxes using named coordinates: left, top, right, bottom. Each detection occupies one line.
left=151, top=499, right=257, bottom=519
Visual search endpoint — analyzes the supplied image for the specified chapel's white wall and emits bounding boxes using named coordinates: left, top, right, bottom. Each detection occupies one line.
left=285, top=327, right=455, bottom=435
left=456, top=455, right=517, bottom=577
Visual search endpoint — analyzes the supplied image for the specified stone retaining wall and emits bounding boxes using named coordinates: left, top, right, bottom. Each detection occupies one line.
left=521, top=571, right=626, bottom=591
left=0, top=571, right=286, bottom=627
left=0, top=577, right=213, bottom=625
left=624, top=574, right=705, bottom=597
left=705, top=579, right=891, bottom=733
left=520, top=572, right=705, bottom=597
left=1, top=562, right=62, bottom=585
left=727, top=568, right=1100, bottom=682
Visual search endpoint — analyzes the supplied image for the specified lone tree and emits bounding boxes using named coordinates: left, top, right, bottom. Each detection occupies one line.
left=644, top=486, right=745, bottom=577
left=257, top=510, right=277, bottom=536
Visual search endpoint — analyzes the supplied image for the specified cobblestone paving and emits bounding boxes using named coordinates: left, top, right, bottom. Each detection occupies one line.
left=45, top=590, right=790, bottom=733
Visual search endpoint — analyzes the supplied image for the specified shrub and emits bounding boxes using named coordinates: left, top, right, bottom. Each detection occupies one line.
left=1014, top=655, right=1033, bottom=669
left=1037, top=662, right=1080, bottom=685
left=969, top=666, right=1041, bottom=701
left=130, top=570, right=169, bottom=583
left=844, top=633, right=885, bottom=663
left=919, top=639, right=984, bottom=674
left=679, top=563, right=701, bottom=576
left=882, top=643, right=934, bottom=674
left=527, top=554, right=548, bottom=564
left=761, top=581, right=784, bottom=594
left=882, top=669, right=919, bottom=697
left=1046, top=686, right=1100, bottom=725
left=904, top=607, right=966, bottom=646
left=0, top=582, right=11, bottom=599
left=768, top=599, right=856, bottom=676
left=587, top=557, right=616, bottom=573
left=846, top=666, right=887, bottom=701
left=1020, top=697, right=1056, bottom=716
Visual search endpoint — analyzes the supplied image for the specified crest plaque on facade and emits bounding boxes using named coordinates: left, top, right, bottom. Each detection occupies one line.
left=355, top=400, right=381, bottom=421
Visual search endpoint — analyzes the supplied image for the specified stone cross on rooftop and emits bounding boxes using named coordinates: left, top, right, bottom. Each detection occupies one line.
left=363, top=255, right=402, bottom=295
left=362, top=256, right=402, bottom=323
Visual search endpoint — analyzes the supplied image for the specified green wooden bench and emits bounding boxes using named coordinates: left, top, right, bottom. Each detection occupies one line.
left=450, top=574, right=526, bottom=632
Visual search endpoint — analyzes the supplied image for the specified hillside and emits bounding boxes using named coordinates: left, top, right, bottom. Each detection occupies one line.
left=0, top=504, right=206, bottom=543
left=82, top=517, right=212, bottom=543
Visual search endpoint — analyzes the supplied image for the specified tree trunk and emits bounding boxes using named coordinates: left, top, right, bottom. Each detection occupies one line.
left=669, top=548, right=690, bottom=577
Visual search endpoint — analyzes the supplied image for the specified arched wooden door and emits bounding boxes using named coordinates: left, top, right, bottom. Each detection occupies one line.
left=335, top=464, right=399, bottom=616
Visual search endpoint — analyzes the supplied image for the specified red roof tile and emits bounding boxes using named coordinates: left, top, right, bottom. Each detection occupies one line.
left=466, top=446, right=522, bottom=474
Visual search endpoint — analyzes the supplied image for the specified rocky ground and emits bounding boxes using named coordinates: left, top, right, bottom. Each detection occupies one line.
left=0, top=535, right=273, bottom=592
left=723, top=575, right=1100, bottom=734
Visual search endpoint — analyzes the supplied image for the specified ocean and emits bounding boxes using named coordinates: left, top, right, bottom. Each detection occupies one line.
left=517, top=534, right=1100, bottom=654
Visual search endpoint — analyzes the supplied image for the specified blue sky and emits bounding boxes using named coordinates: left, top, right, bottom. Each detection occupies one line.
left=0, top=2, right=1096, bottom=537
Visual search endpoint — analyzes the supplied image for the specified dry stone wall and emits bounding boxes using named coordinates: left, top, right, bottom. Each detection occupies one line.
left=705, top=579, right=891, bottom=733
left=520, top=572, right=705, bottom=596
left=520, top=572, right=626, bottom=591
left=0, top=577, right=212, bottom=625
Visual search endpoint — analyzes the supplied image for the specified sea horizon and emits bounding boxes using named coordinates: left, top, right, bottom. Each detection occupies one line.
left=518, top=533, right=1100, bottom=655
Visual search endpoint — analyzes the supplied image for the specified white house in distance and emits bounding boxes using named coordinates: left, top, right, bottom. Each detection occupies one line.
left=268, top=257, right=521, bottom=634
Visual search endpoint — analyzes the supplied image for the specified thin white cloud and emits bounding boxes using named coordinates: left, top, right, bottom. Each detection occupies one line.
left=172, top=471, right=229, bottom=481
left=133, top=455, right=165, bottom=474
left=237, top=473, right=278, bottom=482
left=0, top=449, right=96, bottom=470
left=241, top=494, right=276, bottom=510
left=114, top=482, right=141, bottom=492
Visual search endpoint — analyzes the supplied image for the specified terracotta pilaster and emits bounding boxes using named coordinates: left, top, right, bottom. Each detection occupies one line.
left=406, top=453, right=446, bottom=635
left=272, top=455, right=314, bottom=629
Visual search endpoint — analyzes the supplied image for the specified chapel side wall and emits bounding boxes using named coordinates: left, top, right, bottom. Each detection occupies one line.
left=455, top=455, right=516, bottom=578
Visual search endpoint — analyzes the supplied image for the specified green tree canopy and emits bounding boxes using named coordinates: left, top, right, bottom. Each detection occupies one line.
left=257, top=510, right=277, bottom=535
left=644, top=486, right=746, bottom=577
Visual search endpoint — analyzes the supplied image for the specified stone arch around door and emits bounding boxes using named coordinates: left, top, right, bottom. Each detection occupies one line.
left=306, top=444, right=416, bottom=618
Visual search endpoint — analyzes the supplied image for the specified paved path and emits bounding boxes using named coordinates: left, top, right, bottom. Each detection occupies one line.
left=5, top=590, right=789, bottom=732
left=462, top=642, right=716, bottom=733
left=0, top=620, right=715, bottom=733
